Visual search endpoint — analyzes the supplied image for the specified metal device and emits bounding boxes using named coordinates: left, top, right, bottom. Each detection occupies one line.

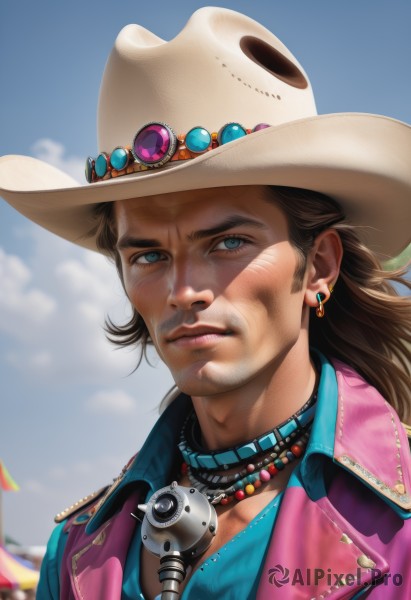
left=135, top=481, right=218, bottom=599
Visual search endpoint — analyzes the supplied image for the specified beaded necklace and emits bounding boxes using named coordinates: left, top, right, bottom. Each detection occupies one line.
left=178, top=391, right=317, bottom=505
left=182, top=429, right=310, bottom=505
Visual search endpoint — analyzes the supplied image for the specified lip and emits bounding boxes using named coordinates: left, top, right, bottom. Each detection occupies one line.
left=166, top=325, right=232, bottom=344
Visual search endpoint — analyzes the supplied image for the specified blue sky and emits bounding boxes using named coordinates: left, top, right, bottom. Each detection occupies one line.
left=1, top=1, right=410, bottom=546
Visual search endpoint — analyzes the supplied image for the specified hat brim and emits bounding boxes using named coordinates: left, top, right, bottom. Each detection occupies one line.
left=1, top=113, right=410, bottom=258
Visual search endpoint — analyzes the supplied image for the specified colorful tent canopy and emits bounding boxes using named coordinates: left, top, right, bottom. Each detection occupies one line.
left=0, top=461, right=20, bottom=492
left=0, top=569, right=15, bottom=590
left=0, top=545, right=39, bottom=591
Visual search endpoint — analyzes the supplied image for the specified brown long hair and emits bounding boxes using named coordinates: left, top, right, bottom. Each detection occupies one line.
left=93, top=186, right=411, bottom=420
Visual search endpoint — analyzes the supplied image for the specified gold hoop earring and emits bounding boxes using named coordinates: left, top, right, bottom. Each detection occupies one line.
left=316, top=292, right=326, bottom=318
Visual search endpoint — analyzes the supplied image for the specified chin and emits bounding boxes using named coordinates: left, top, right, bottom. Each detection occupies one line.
left=170, top=361, right=248, bottom=397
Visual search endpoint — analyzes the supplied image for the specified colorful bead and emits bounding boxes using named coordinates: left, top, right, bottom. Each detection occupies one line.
left=220, top=496, right=233, bottom=506
left=259, top=469, right=271, bottom=482
left=253, top=123, right=271, bottom=132
left=185, top=127, right=211, bottom=153
left=235, top=490, right=246, bottom=501
left=268, top=464, right=279, bottom=476
left=95, top=153, right=108, bottom=178
left=245, top=484, right=255, bottom=495
left=179, top=149, right=191, bottom=159
left=218, top=122, right=247, bottom=145
left=110, top=147, right=128, bottom=171
left=132, top=122, right=177, bottom=167
left=291, top=444, right=303, bottom=457
left=85, top=157, right=94, bottom=183
left=246, top=464, right=255, bottom=473
left=274, top=459, right=285, bottom=470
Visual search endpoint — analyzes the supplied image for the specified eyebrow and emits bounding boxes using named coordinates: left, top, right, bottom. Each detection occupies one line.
left=116, top=215, right=266, bottom=250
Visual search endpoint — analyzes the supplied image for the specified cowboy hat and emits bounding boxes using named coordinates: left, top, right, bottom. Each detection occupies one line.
left=0, top=7, right=410, bottom=257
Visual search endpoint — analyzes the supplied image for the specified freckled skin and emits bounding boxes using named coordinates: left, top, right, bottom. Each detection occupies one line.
left=114, top=185, right=342, bottom=599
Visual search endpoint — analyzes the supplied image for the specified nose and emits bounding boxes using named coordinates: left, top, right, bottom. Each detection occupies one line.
left=167, top=261, right=214, bottom=310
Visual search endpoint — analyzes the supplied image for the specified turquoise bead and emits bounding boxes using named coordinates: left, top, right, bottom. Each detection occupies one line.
left=258, top=432, right=276, bottom=451
left=110, top=147, right=128, bottom=171
left=95, top=153, right=108, bottom=177
left=237, top=442, right=257, bottom=460
left=218, top=123, right=247, bottom=145
left=85, top=157, right=94, bottom=183
left=274, top=458, right=285, bottom=471
left=278, top=419, right=297, bottom=439
left=185, top=127, right=211, bottom=153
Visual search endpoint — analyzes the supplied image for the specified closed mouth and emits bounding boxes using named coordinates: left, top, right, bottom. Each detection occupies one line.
left=166, top=326, right=232, bottom=343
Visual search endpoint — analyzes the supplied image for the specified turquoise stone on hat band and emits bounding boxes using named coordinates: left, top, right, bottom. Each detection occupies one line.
left=218, top=122, right=247, bottom=145
left=110, top=147, right=129, bottom=171
left=95, top=153, right=109, bottom=178
left=86, top=122, right=273, bottom=182
left=185, top=127, right=212, bottom=153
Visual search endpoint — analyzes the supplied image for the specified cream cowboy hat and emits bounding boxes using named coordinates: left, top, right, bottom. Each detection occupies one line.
left=0, top=7, right=410, bottom=257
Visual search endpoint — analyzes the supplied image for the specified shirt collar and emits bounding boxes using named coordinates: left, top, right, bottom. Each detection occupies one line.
left=87, top=393, right=191, bottom=533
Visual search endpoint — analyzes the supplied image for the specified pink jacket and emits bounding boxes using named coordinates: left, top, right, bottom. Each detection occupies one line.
left=57, top=361, right=411, bottom=599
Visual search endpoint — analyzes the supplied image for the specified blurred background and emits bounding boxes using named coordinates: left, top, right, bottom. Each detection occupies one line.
left=0, top=0, right=410, bottom=564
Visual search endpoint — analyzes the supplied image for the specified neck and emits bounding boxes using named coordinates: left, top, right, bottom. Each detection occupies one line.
left=191, top=342, right=317, bottom=451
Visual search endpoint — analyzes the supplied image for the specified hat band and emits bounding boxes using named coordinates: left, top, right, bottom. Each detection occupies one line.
left=85, top=121, right=271, bottom=183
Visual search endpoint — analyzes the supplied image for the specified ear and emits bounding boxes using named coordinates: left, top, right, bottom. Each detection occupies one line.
left=304, top=229, right=343, bottom=308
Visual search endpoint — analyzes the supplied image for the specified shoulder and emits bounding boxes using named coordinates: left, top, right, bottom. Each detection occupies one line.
left=54, top=485, right=109, bottom=524
left=38, top=520, right=68, bottom=599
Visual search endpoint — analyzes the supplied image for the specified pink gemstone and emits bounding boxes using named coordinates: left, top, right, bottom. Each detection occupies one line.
left=246, top=464, right=255, bottom=473
left=253, top=123, right=271, bottom=132
left=259, top=469, right=271, bottom=482
left=133, top=124, right=171, bottom=164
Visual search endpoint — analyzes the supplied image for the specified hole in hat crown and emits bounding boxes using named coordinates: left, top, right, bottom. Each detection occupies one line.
left=240, top=36, right=308, bottom=89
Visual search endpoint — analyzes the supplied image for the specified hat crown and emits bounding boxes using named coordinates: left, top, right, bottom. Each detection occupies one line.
left=97, top=7, right=316, bottom=152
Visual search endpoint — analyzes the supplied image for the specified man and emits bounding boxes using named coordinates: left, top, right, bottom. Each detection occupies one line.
left=1, top=7, right=410, bottom=599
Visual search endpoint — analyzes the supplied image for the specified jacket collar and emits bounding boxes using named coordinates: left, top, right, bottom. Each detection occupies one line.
left=301, top=353, right=411, bottom=515
left=332, top=358, right=411, bottom=513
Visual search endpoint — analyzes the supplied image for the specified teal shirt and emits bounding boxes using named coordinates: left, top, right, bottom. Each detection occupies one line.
left=38, top=353, right=337, bottom=600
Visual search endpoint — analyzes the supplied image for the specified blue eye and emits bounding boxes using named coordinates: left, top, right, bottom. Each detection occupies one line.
left=135, top=251, right=164, bottom=264
left=215, top=236, right=244, bottom=251
left=223, top=237, right=242, bottom=249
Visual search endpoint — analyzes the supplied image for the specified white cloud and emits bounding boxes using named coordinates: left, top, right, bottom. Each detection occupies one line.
left=28, top=351, right=52, bottom=369
left=31, top=138, right=84, bottom=183
left=85, top=389, right=137, bottom=415
left=0, top=248, right=56, bottom=338
left=0, top=234, right=137, bottom=383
